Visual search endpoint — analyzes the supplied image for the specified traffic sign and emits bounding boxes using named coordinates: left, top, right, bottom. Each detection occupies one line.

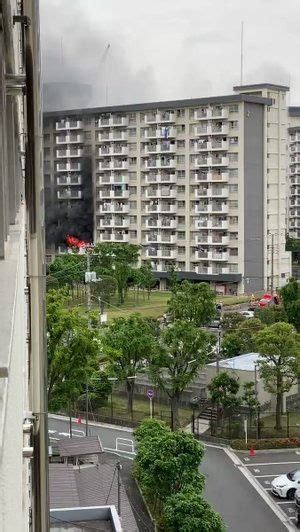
left=147, top=389, right=154, bottom=399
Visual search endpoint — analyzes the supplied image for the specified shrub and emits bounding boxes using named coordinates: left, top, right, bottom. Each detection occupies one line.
left=231, top=437, right=300, bottom=450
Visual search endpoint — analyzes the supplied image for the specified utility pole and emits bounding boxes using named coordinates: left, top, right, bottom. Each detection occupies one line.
left=270, top=233, right=274, bottom=295
left=86, top=252, right=91, bottom=313
left=85, top=383, right=89, bottom=436
left=254, top=363, right=259, bottom=440
left=85, top=251, right=91, bottom=437
left=216, top=327, right=221, bottom=374
left=117, top=461, right=122, bottom=516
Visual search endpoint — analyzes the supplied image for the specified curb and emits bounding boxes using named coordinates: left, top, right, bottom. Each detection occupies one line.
left=232, top=447, right=300, bottom=454
left=49, top=413, right=134, bottom=433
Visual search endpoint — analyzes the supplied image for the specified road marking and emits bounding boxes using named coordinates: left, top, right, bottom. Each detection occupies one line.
left=244, top=457, right=250, bottom=461
left=255, top=474, right=279, bottom=478
left=278, top=501, right=295, bottom=505
left=224, top=448, right=295, bottom=531
left=116, top=437, right=134, bottom=453
left=254, top=468, right=260, bottom=473
left=245, top=462, right=300, bottom=467
left=264, top=481, right=271, bottom=485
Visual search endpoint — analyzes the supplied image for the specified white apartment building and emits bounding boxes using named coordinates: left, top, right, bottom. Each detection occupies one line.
left=0, top=2, right=48, bottom=532
left=288, top=107, right=300, bottom=240
left=44, top=83, right=292, bottom=294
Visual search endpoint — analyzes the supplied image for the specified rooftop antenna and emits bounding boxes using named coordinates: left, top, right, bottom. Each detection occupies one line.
left=101, top=44, right=111, bottom=106
left=240, top=21, right=244, bottom=85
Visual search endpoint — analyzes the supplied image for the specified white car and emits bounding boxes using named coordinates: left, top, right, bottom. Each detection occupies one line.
left=271, top=470, right=300, bottom=499
left=240, top=310, right=254, bottom=319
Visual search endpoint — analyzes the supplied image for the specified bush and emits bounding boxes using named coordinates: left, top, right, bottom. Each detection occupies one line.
left=231, top=437, right=300, bottom=450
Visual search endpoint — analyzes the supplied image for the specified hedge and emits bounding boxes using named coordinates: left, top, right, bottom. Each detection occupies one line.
left=231, top=438, right=300, bottom=450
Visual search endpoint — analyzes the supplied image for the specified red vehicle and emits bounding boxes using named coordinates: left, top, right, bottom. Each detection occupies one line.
left=258, top=293, right=274, bottom=308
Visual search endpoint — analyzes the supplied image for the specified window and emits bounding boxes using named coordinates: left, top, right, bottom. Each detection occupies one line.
left=229, top=264, right=238, bottom=272
left=129, top=143, right=137, bottom=151
left=84, top=131, right=92, bottom=140
left=130, top=230, right=137, bottom=237
left=229, top=200, right=238, bottom=209
left=229, top=248, right=238, bottom=256
left=177, top=185, right=185, bottom=193
left=177, top=155, right=185, bottom=164
left=177, top=200, right=185, bottom=208
left=44, top=160, right=50, bottom=170
left=229, top=137, right=238, bottom=145
left=177, top=109, right=185, bottom=118
left=130, top=216, right=136, bottom=223
left=129, top=113, right=136, bottom=125
left=178, top=246, right=185, bottom=254
left=129, top=186, right=137, bottom=195
left=229, top=184, right=238, bottom=193
left=229, top=216, right=238, bottom=224
left=229, top=168, right=238, bottom=178
left=229, top=232, right=238, bottom=240
left=44, top=174, right=51, bottom=185
left=177, top=170, right=185, bottom=179
left=44, top=147, right=50, bottom=156
left=177, top=140, right=185, bottom=148
left=178, top=216, right=185, bottom=224
left=44, top=133, right=50, bottom=142
left=177, top=231, right=185, bottom=239
left=129, top=172, right=137, bottom=180
left=129, top=201, right=137, bottom=209
left=84, top=145, right=91, bottom=155
left=129, top=128, right=136, bottom=136
left=228, top=153, right=238, bottom=163
left=229, top=121, right=238, bottom=129
left=229, top=105, right=238, bottom=113
left=129, top=157, right=137, bottom=165
left=84, top=117, right=92, bottom=125
left=177, top=124, right=185, bottom=133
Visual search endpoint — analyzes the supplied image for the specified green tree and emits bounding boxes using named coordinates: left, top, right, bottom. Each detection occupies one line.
left=47, top=289, right=100, bottom=411
left=242, top=382, right=259, bottom=416
left=162, top=486, right=225, bottom=532
left=135, top=427, right=205, bottom=510
left=280, top=278, right=300, bottom=332
left=77, top=371, right=112, bottom=411
left=221, top=318, right=264, bottom=358
left=255, top=306, right=288, bottom=326
left=221, top=312, right=246, bottom=333
left=138, top=262, right=156, bottom=299
left=134, top=418, right=170, bottom=444
left=90, top=274, right=117, bottom=305
left=47, top=254, right=85, bottom=288
left=168, top=264, right=180, bottom=293
left=208, top=372, right=240, bottom=411
left=150, top=320, right=214, bottom=429
left=255, top=322, right=300, bottom=430
left=167, top=281, right=216, bottom=326
left=102, top=314, right=158, bottom=415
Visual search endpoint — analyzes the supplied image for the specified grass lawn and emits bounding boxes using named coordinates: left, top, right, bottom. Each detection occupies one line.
left=260, top=412, right=300, bottom=438
left=95, top=393, right=192, bottom=428
left=71, top=289, right=251, bottom=320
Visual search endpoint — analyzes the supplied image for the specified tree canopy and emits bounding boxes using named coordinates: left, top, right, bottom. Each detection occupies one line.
left=167, top=281, right=216, bottom=326
left=208, top=372, right=241, bottom=410
left=280, top=278, right=300, bottom=332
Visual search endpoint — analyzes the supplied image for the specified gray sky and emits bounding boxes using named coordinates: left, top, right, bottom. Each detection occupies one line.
left=40, top=0, right=300, bottom=109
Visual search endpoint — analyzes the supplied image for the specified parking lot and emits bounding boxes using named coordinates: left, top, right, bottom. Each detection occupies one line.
left=236, top=450, right=300, bottom=529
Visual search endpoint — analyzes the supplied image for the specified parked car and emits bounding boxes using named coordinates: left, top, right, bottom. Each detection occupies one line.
left=240, top=310, right=254, bottom=319
left=258, top=293, right=273, bottom=308
left=295, top=488, right=300, bottom=526
left=271, top=470, right=300, bottom=499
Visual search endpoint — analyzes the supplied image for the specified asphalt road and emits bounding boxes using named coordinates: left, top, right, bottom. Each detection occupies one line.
left=201, top=446, right=289, bottom=532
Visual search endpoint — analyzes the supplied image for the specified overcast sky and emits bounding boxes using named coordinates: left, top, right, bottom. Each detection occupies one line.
left=40, top=0, right=300, bottom=110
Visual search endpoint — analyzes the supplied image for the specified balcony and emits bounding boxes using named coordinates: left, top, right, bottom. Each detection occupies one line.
left=56, top=162, right=81, bottom=172
left=98, top=232, right=129, bottom=242
left=194, top=187, right=228, bottom=199
left=290, top=133, right=300, bottom=143
left=145, top=233, right=176, bottom=244
left=98, top=203, right=129, bottom=214
left=194, top=107, right=228, bottom=120
left=145, top=141, right=176, bottom=154
left=57, top=175, right=82, bottom=186
left=98, top=174, right=128, bottom=185
left=195, top=234, right=229, bottom=246
left=145, top=202, right=176, bottom=213
left=145, top=157, right=175, bottom=169
left=145, top=111, right=175, bottom=124
left=211, top=267, right=230, bottom=274
left=145, top=187, right=176, bottom=198
left=291, top=155, right=300, bottom=164
left=98, top=146, right=128, bottom=156
left=211, top=107, right=228, bottom=119
left=56, top=148, right=83, bottom=158
left=98, top=189, right=129, bottom=199
left=194, top=266, right=213, bottom=274
left=195, top=219, right=228, bottom=230
left=98, top=160, right=128, bottom=170
left=194, top=108, right=210, bottom=120
left=57, top=189, right=82, bottom=199
left=98, top=217, right=129, bottom=228
left=56, top=120, right=82, bottom=130
left=211, top=252, right=228, bottom=261
left=208, top=171, right=229, bottom=182
left=145, top=218, right=177, bottom=229
left=144, top=172, right=176, bottom=184
left=56, top=134, right=83, bottom=144
left=146, top=248, right=176, bottom=259
left=97, top=116, right=128, bottom=127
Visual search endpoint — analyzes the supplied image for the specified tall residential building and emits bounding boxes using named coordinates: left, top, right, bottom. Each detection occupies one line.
left=0, top=1, right=48, bottom=531
left=44, top=83, right=292, bottom=294
left=288, top=107, right=300, bottom=240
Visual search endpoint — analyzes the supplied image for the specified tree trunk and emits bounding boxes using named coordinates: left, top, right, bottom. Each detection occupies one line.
left=126, top=380, right=134, bottom=419
left=170, top=395, right=180, bottom=430
left=275, top=392, right=283, bottom=431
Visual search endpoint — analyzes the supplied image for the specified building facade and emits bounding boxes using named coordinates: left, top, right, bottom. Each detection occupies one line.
left=43, top=83, right=292, bottom=294
left=288, top=107, right=300, bottom=240
left=0, top=1, right=48, bottom=531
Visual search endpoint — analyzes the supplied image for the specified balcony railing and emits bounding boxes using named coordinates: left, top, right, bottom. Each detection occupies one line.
left=57, top=189, right=82, bottom=199
left=56, top=120, right=82, bottom=130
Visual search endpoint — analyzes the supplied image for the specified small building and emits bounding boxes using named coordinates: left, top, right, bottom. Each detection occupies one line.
left=206, top=352, right=298, bottom=411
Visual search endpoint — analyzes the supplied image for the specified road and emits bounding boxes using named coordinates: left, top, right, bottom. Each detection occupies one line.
left=49, top=415, right=293, bottom=531
left=201, top=446, right=290, bottom=532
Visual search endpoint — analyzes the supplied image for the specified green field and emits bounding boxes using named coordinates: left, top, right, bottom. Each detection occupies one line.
left=71, top=289, right=251, bottom=320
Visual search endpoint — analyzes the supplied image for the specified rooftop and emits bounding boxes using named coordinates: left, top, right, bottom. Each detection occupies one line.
left=57, top=436, right=103, bottom=457
left=234, top=83, right=289, bottom=92
left=208, top=352, right=260, bottom=371
left=43, top=93, right=272, bottom=119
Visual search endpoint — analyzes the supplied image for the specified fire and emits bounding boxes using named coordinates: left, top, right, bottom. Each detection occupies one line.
left=65, top=234, right=93, bottom=249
